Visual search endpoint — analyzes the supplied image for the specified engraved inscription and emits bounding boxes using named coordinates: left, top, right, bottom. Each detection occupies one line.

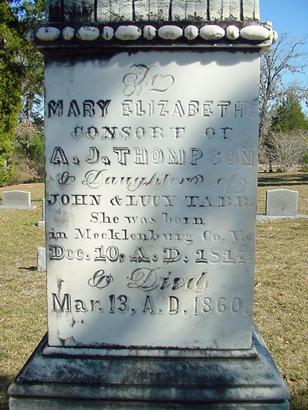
left=45, top=52, right=259, bottom=349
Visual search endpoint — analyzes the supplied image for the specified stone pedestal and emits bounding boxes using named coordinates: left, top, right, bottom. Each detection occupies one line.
left=9, top=325, right=289, bottom=409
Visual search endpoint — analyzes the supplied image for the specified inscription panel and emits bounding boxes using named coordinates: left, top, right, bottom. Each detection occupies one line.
left=45, top=51, right=259, bottom=349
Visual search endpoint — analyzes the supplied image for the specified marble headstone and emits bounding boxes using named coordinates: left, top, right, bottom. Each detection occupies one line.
left=37, top=247, right=47, bottom=272
left=37, top=199, right=45, bottom=227
left=45, top=51, right=259, bottom=350
left=266, top=189, right=298, bottom=216
left=2, top=190, right=32, bottom=209
left=8, top=2, right=290, bottom=409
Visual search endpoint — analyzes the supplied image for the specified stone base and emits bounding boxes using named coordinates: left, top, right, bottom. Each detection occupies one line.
left=0, top=206, right=36, bottom=210
left=8, top=325, right=289, bottom=409
left=257, top=214, right=308, bottom=222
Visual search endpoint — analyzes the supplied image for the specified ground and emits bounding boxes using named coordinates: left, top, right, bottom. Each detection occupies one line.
left=0, top=173, right=307, bottom=409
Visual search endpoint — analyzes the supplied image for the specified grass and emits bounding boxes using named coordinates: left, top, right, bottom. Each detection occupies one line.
left=0, top=175, right=307, bottom=409
left=257, top=172, right=308, bottom=214
left=0, top=183, right=46, bottom=410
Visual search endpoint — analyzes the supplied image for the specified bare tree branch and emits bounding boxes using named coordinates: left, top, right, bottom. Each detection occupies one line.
left=259, top=33, right=307, bottom=153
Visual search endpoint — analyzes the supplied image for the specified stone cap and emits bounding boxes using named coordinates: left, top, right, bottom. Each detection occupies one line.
left=32, top=0, right=277, bottom=49
left=48, top=1, right=260, bottom=23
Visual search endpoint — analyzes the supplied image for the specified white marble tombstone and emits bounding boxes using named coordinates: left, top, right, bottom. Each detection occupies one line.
left=45, top=51, right=259, bottom=350
left=37, top=247, right=47, bottom=272
left=37, top=198, right=45, bottom=227
left=2, top=190, right=32, bottom=208
left=8, top=2, right=290, bottom=409
left=266, top=189, right=298, bottom=216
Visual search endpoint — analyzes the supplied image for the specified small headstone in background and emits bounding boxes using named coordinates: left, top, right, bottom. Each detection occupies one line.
left=37, top=199, right=45, bottom=227
left=37, top=247, right=46, bottom=272
left=266, top=189, right=298, bottom=216
left=1, top=190, right=32, bottom=209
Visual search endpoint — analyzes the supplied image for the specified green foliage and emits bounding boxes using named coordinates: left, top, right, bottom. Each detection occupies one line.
left=0, top=2, right=23, bottom=185
left=0, top=1, right=45, bottom=186
left=271, top=93, right=308, bottom=133
left=28, top=133, right=44, bottom=161
left=13, top=118, right=44, bottom=182
left=28, top=132, right=44, bottom=178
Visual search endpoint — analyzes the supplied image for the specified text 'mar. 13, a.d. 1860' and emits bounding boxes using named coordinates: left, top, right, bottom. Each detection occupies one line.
left=45, top=51, right=259, bottom=349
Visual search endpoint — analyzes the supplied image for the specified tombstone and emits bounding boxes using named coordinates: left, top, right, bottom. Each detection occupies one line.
left=8, top=1, right=289, bottom=409
left=1, top=190, right=32, bottom=209
left=266, top=189, right=298, bottom=216
left=37, top=199, right=46, bottom=227
left=37, top=247, right=46, bottom=272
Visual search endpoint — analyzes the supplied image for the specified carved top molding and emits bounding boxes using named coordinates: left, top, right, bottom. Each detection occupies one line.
left=47, top=1, right=261, bottom=24
left=33, top=1, right=276, bottom=49
left=32, top=21, right=277, bottom=49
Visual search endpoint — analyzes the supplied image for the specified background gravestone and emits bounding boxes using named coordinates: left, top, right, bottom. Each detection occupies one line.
left=37, top=198, right=45, bottom=227
left=266, top=189, right=298, bottom=216
left=8, top=1, right=289, bottom=409
left=1, top=190, right=32, bottom=209
left=37, top=247, right=47, bottom=272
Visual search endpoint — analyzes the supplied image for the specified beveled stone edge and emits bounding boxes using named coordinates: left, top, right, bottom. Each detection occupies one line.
left=43, top=343, right=257, bottom=358
left=7, top=326, right=290, bottom=405
left=29, top=21, right=277, bottom=49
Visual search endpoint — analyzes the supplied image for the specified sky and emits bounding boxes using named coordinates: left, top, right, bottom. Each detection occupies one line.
left=260, top=0, right=307, bottom=109
left=260, top=0, right=308, bottom=42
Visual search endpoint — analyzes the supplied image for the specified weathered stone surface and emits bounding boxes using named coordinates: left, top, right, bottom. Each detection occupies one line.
left=209, top=0, right=222, bottom=20
left=37, top=247, right=47, bottom=272
left=226, top=25, right=240, bottom=40
left=172, top=0, right=196, bottom=21
left=240, top=25, right=270, bottom=40
left=133, top=1, right=171, bottom=21
left=193, top=0, right=208, bottom=21
left=184, top=25, right=199, bottom=40
left=266, top=189, right=298, bottom=217
left=62, top=27, right=75, bottom=41
left=158, top=25, right=183, bottom=39
left=44, top=50, right=259, bottom=350
left=47, top=0, right=261, bottom=23
left=97, top=0, right=133, bottom=22
left=37, top=199, right=46, bottom=227
left=8, top=1, right=289, bottom=409
left=115, top=25, right=142, bottom=40
left=36, top=27, right=61, bottom=41
left=63, top=0, right=95, bottom=22
left=8, top=326, right=290, bottom=409
left=76, top=26, right=99, bottom=40
left=243, top=0, right=260, bottom=20
left=101, top=26, right=114, bottom=40
left=143, top=25, right=157, bottom=40
left=200, top=25, right=225, bottom=39
left=48, top=0, right=61, bottom=22
left=42, top=199, right=46, bottom=220
left=229, top=0, right=241, bottom=20
left=1, top=191, right=32, bottom=209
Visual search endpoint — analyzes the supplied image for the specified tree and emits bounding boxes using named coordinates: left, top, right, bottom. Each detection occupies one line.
left=271, top=92, right=308, bottom=132
left=266, top=92, right=308, bottom=171
left=15, top=118, right=40, bottom=158
left=259, top=33, right=307, bottom=155
left=0, top=1, right=45, bottom=185
left=0, top=2, right=24, bottom=184
left=267, top=130, right=308, bottom=172
left=8, top=0, right=45, bottom=123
